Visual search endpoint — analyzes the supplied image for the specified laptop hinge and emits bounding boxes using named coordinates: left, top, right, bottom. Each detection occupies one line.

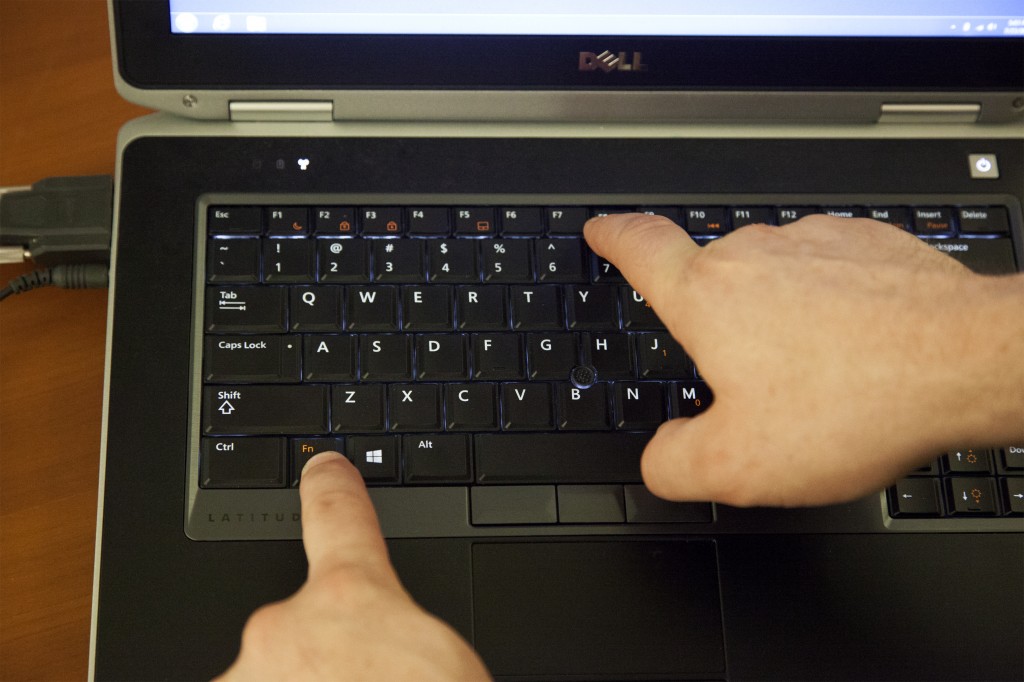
left=229, top=101, right=334, bottom=122
left=878, top=103, right=981, bottom=124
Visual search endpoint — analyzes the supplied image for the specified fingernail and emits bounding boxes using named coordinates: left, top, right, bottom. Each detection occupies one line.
left=302, top=450, right=345, bottom=476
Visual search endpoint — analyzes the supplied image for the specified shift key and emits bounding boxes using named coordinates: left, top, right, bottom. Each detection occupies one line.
left=203, top=385, right=329, bottom=434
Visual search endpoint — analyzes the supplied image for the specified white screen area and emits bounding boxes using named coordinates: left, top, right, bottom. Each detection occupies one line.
left=168, top=0, right=1024, bottom=37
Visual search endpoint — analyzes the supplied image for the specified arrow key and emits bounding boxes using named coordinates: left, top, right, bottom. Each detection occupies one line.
left=889, top=478, right=942, bottom=517
left=946, top=477, right=997, bottom=516
left=1001, top=478, right=1024, bottom=516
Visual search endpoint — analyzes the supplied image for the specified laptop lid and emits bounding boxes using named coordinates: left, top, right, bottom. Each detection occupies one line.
left=109, top=0, right=1024, bottom=123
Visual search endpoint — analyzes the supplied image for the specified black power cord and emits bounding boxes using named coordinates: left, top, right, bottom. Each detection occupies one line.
left=0, top=263, right=109, bottom=301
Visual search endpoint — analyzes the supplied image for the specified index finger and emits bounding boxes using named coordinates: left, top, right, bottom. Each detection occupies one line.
left=583, top=213, right=700, bottom=312
left=299, top=451, right=398, bottom=583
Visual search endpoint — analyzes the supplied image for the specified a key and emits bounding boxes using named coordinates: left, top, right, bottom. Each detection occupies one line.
left=402, top=285, right=454, bottom=331
left=205, top=286, right=286, bottom=333
left=499, top=207, right=544, bottom=235
left=482, top=240, right=532, bottom=282
left=200, top=437, right=286, bottom=488
left=428, top=240, right=478, bottom=283
left=208, top=206, right=262, bottom=235
left=345, top=285, right=398, bottom=331
left=527, top=333, right=578, bottom=380
left=313, top=206, right=358, bottom=236
left=263, top=238, right=315, bottom=282
left=454, top=207, right=495, bottom=235
left=373, top=239, right=425, bottom=283
left=291, top=436, right=346, bottom=485
left=501, top=383, right=554, bottom=430
left=202, top=385, right=329, bottom=435
left=403, top=434, right=473, bottom=484
left=511, top=286, right=563, bottom=330
left=889, top=478, right=942, bottom=517
left=359, top=334, right=412, bottom=380
left=332, top=384, right=386, bottom=433
left=731, top=207, right=775, bottom=227
left=585, top=333, right=634, bottom=380
left=407, top=207, right=451, bottom=236
left=946, top=477, right=998, bottom=515
left=635, top=332, right=692, bottom=378
left=266, top=207, right=309, bottom=235
left=388, top=384, right=442, bottom=432
left=546, top=207, right=589, bottom=234
left=683, top=207, right=729, bottom=235
left=303, top=335, right=356, bottom=381
left=776, top=206, right=819, bottom=225
left=347, top=435, right=400, bottom=484
left=556, top=383, right=611, bottom=430
left=289, top=285, right=341, bottom=331
left=318, top=239, right=370, bottom=283
left=361, top=207, right=404, bottom=236
left=913, top=207, right=955, bottom=236
left=207, top=238, right=259, bottom=282
left=457, top=286, right=508, bottom=330
left=445, top=384, right=499, bottom=431
left=472, top=334, right=525, bottom=379
left=613, top=382, right=666, bottom=430
left=474, top=432, right=647, bottom=484
left=670, top=381, right=714, bottom=417
left=203, top=334, right=300, bottom=383
left=536, top=239, right=585, bottom=282
left=415, top=334, right=469, bottom=380
left=621, top=287, right=664, bottom=329
left=565, top=285, right=619, bottom=330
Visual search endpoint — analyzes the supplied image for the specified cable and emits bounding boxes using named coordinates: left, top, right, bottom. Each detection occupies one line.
left=0, top=263, right=108, bottom=301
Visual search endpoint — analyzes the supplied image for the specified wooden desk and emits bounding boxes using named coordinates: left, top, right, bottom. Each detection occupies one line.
left=0, top=2, right=151, bottom=679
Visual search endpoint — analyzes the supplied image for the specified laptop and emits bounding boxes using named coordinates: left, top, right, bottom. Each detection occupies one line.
left=92, top=1, right=1024, bottom=679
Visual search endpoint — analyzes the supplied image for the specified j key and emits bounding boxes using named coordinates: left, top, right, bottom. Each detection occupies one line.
left=204, top=335, right=300, bottom=383
left=200, top=437, right=286, bottom=488
left=474, top=432, right=647, bottom=484
left=527, top=333, right=579, bottom=380
left=454, top=208, right=496, bottom=236
left=429, top=240, right=478, bottom=283
left=731, top=207, right=775, bottom=227
left=388, top=384, right=443, bottom=432
left=889, top=478, right=942, bottom=517
left=207, top=238, right=259, bottom=282
left=500, top=207, right=543, bottom=235
left=303, top=335, right=356, bottom=381
left=361, top=207, right=404, bottom=235
left=373, top=240, right=425, bottom=283
left=557, top=383, right=611, bottom=430
left=347, top=435, right=400, bottom=484
left=670, top=381, right=714, bottom=417
left=585, top=333, right=634, bottom=380
left=318, top=239, right=370, bottom=283
left=958, top=207, right=1009, bottom=235
left=501, top=383, right=555, bottom=430
left=613, top=382, right=666, bottom=430
left=263, top=239, right=315, bottom=282
left=684, top=207, right=729, bottom=235
left=267, top=207, right=309, bottom=235
left=345, top=285, right=398, bottom=331
left=407, top=207, right=450, bottom=236
left=332, top=384, right=386, bottom=433
left=621, top=287, right=663, bottom=329
left=635, top=332, right=692, bottom=378
left=313, top=206, right=358, bottom=235
left=208, top=206, right=262, bottom=235
left=446, top=383, right=500, bottom=431
left=291, top=436, right=346, bottom=485
left=289, top=285, right=341, bottom=331
left=457, top=286, right=508, bottom=330
left=537, top=239, right=585, bottom=282
left=511, top=286, right=563, bottom=330
left=547, top=207, right=589, bottom=235
left=777, top=206, right=819, bottom=225
left=942, top=448, right=993, bottom=474
left=359, top=334, right=412, bottom=380
left=566, top=286, right=619, bottom=330
left=482, top=240, right=532, bottom=282
left=416, top=334, right=469, bottom=380
left=205, top=286, right=286, bottom=332
left=402, top=285, right=454, bottom=331
left=203, top=385, right=329, bottom=435
left=403, top=434, right=473, bottom=484
left=866, top=207, right=909, bottom=230
left=913, top=207, right=955, bottom=236
left=946, top=477, right=998, bottom=515
left=472, top=334, right=524, bottom=379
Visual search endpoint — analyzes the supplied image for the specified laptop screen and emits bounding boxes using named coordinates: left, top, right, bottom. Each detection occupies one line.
left=167, top=1, right=1024, bottom=39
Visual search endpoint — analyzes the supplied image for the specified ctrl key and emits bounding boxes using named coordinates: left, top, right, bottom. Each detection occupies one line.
left=200, top=437, right=286, bottom=488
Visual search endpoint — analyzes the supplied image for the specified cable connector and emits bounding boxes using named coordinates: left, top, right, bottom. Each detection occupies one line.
left=0, top=175, right=113, bottom=266
left=0, top=263, right=109, bottom=301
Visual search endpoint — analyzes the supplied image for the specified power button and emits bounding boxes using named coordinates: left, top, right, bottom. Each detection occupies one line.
left=968, top=154, right=1000, bottom=179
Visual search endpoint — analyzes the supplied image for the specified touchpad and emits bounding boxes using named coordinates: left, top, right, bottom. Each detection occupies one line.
left=472, top=541, right=725, bottom=678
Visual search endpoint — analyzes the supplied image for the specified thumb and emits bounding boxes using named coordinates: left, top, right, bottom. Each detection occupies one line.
left=640, top=412, right=742, bottom=505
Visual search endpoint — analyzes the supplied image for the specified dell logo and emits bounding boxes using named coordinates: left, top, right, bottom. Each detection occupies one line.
left=579, top=51, right=647, bottom=73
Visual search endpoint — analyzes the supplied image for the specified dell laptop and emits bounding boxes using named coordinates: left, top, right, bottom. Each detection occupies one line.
left=92, top=1, right=1024, bottom=679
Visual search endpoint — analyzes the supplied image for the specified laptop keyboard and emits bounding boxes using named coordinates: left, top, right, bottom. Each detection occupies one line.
left=193, top=198, right=1021, bottom=528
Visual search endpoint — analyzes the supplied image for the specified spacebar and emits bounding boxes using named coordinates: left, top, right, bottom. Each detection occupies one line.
left=474, top=433, right=649, bottom=484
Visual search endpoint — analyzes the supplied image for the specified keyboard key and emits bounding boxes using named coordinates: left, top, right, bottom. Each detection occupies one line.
left=203, top=335, right=300, bottom=383
left=889, top=478, right=942, bottom=517
left=446, top=384, right=499, bottom=431
left=291, top=436, right=346, bottom=485
left=332, top=384, right=387, bottom=433
left=777, top=206, right=819, bottom=224
left=822, top=207, right=865, bottom=219
left=1003, top=445, right=1024, bottom=470
left=958, top=207, right=1009, bottom=235
left=556, top=383, right=611, bottom=430
left=946, top=477, right=998, bottom=515
left=557, top=485, right=626, bottom=523
left=482, top=239, right=532, bottom=282
left=635, top=332, right=692, bottom=378
left=263, top=239, right=315, bottom=282
left=623, top=485, right=713, bottom=523
left=402, top=285, right=454, bottom=331
left=267, top=207, right=309, bottom=235
left=613, top=382, right=666, bottom=430
left=205, top=286, right=286, bottom=333
left=929, top=238, right=1016, bottom=275
left=471, top=486, right=557, bottom=524
left=403, top=434, right=472, bottom=484
left=457, top=286, right=508, bottom=330
left=547, top=207, right=589, bottom=234
left=566, top=285, right=619, bottom=330
left=388, top=384, right=442, bottom=432
left=313, top=206, right=357, bottom=235
left=536, top=239, right=585, bottom=282
left=318, top=239, right=370, bottom=283
left=501, top=383, right=555, bottom=430
left=472, top=334, right=525, bottom=379
left=1002, top=478, right=1024, bottom=515
left=361, top=207, right=404, bottom=235
left=943, top=448, right=994, bottom=475
left=639, top=207, right=681, bottom=224
left=684, top=207, right=729, bottom=235
left=202, top=385, right=329, bottom=435
left=511, top=286, right=563, bottom=330
left=289, top=285, right=341, bottom=331
left=407, top=207, right=450, bottom=236
left=454, top=208, right=495, bottom=235
left=731, top=207, right=775, bottom=227
left=585, top=333, right=633, bottom=380
left=592, top=256, right=625, bottom=283
left=913, top=207, right=955, bottom=236
left=373, top=239, right=425, bottom=283
left=866, top=207, right=909, bottom=230
left=347, top=435, right=400, bottom=484
left=527, top=333, right=578, bottom=380
left=474, top=432, right=647, bottom=484
left=200, top=437, right=286, bottom=488
left=416, top=334, right=469, bottom=380
left=359, top=334, right=412, bottom=380
left=208, top=206, right=261, bottom=235
left=621, top=287, right=663, bottom=329
left=207, top=238, right=259, bottom=282
left=428, top=240, right=479, bottom=283
left=670, top=381, right=714, bottom=418
left=500, top=207, right=543, bottom=235
left=303, top=335, right=356, bottom=381
left=345, top=285, right=399, bottom=331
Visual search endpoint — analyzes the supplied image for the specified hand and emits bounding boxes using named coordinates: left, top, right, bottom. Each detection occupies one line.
left=585, top=214, right=1024, bottom=507
left=215, top=452, right=490, bottom=682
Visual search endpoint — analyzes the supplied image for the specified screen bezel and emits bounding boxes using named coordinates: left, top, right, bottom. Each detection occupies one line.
left=115, top=0, right=1023, bottom=91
